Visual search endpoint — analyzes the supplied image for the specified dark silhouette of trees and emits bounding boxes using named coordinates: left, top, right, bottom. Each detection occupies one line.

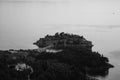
left=0, top=32, right=114, bottom=80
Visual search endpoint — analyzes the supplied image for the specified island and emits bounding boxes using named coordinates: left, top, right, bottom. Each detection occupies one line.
left=0, top=32, right=114, bottom=80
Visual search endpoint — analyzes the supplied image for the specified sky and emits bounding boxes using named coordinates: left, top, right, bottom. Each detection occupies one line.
left=0, top=0, right=120, bottom=54
left=1, top=0, right=120, bottom=25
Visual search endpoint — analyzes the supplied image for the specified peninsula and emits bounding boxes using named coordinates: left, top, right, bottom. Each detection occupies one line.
left=0, top=32, right=114, bottom=80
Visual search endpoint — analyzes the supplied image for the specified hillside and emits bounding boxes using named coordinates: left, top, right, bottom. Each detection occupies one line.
left=34, top=32, right=93, bottom=51
left=0, top=32, right=114, bottom=80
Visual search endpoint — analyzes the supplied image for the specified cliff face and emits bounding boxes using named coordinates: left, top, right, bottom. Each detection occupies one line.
left=34, top=32, right=93, bottom=51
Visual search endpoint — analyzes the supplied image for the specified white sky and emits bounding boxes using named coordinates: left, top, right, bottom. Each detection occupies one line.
left=1, top=0, right=120, bottom=25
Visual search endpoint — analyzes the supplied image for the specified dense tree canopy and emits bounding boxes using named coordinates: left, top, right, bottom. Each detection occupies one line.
left=0, top=32, right=114, bottom=80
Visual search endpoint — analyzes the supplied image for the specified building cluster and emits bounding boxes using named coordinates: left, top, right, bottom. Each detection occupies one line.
left=34, top=32, right=93, bottom=51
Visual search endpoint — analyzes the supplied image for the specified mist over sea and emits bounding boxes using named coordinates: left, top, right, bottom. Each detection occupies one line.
left=0, top=2, right=120, bottom=80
